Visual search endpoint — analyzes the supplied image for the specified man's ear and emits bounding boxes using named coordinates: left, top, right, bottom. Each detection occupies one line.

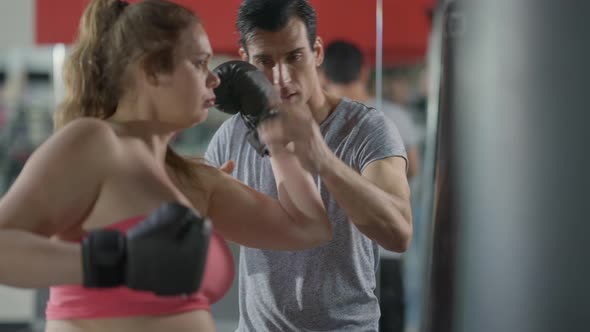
left=313, top=36, right=324, bottom=67
left=239, top=47, right=249, bottom=62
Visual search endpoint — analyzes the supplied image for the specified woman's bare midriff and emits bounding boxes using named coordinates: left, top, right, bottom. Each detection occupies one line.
left=45, top=309, right=216, bottom=332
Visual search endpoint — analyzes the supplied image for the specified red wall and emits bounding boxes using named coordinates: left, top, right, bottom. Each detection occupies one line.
left=36, top=0, right=433, bottom=65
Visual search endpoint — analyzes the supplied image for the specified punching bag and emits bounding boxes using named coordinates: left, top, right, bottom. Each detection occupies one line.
left=423, top=1, right=590, bottom=332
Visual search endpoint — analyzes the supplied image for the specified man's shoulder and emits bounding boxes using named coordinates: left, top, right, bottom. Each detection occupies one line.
left=218, top=113, right=244, bottom=131
left=329, top=97, right=382, bottom=126
left=211, top=114, right=247, bottom=141
left=205, top=113, right=246, bottom=164
left=322, top=98, right=393, bottom=151
left=338, top=97, right=376, bottom=113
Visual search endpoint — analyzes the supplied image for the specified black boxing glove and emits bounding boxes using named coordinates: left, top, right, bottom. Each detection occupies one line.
left=213, top=60, right=280, bottom=156
left=82, top=202, right=211, bottom=296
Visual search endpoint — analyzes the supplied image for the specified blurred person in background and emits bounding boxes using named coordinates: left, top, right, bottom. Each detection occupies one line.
left=321, top=40, right=421, bottom=179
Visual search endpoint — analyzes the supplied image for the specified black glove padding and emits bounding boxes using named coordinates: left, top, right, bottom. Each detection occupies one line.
left=82, top=202, right=211, bottom=296
left=213, top=60, right=280, bottom=156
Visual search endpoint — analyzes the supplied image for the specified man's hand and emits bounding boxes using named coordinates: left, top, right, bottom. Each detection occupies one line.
left=257, top=104, right=332, bottom=174
left=219, top=160, right=235, bottom=174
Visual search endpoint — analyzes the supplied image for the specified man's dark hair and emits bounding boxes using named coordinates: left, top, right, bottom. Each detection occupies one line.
left=237, top=0, right=317, bottom=53
left=322, top=40, right=364, bottom=84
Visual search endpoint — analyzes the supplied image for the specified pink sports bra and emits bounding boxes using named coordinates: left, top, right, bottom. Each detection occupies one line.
left=46, top=216, right=234, bottom=320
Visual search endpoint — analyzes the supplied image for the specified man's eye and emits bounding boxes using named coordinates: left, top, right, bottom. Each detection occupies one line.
left=289, top=53, right=303, bottom=62
left=258, top=59, right=274, bottom=66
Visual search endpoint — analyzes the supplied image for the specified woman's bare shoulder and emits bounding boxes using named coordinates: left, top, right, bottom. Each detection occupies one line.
left=51, top=118, right=124, bottom=158
left=55, top=118, right=117, bottom=143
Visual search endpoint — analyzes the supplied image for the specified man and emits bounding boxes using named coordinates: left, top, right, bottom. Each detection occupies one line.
left=321, top=40, right=423, bottom=332
left=205, top=1, right=412, bottom=331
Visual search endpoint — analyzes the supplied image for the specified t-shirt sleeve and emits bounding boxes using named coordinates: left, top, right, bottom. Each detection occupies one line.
left=353, top=108, right=408, bottom=173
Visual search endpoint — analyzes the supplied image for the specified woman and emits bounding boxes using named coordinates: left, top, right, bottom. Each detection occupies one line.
left=0, top=1, right=331, bottom=331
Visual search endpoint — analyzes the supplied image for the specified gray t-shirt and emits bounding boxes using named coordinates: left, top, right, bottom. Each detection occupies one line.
left=205, top=98, right=406, bottom=332
left=366, top=99, right=419, bottom=260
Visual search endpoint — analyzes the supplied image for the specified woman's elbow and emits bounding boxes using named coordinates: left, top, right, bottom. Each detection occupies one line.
left=306, top=220, right=333, bottom=248
left=318, top=222, right=333, bottom=244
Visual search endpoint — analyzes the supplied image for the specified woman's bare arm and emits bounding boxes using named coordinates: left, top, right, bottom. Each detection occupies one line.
left=0, top=119, right=114, bottom=288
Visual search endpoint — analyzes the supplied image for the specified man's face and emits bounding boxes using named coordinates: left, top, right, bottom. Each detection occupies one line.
left=241, top=18, right=323, bottom=106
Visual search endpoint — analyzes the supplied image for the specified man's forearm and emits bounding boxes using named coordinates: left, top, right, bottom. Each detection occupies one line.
left=319, top=154, right=412, bottom=252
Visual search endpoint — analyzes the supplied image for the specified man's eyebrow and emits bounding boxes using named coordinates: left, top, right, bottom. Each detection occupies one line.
left=252, top=54, right=272, bottom=61
left=287, top=47, right=306, bottom=55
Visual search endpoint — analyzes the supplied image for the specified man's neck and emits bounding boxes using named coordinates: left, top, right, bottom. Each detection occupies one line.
left=307, top=86, right=341, bottom=124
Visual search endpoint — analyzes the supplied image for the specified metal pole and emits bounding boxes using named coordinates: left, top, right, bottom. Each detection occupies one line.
left=52, top=43, right=66, bottom=109
left=375, top=0, right=383, bottom=113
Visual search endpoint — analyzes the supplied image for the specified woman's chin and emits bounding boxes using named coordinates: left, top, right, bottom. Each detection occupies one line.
left=188, top=108, right=209, bottom=125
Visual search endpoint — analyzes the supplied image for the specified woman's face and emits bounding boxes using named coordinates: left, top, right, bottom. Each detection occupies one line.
left=149, top=23, right=220, bottom=129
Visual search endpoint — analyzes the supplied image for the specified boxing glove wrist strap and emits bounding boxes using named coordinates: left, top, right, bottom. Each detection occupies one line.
left=82, top=230, right=127, bottom=288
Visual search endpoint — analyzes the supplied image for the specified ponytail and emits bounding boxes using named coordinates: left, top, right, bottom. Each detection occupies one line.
left=54, top=0, right=206, bottom=191
left=54, top=0, right=129, bottom=130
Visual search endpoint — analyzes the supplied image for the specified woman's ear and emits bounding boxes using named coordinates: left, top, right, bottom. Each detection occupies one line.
left=139, top=55, right=176, bottom=87
left=138, top=57, right=161, bottom=87
left=144, top=70, right=160, bottom=87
